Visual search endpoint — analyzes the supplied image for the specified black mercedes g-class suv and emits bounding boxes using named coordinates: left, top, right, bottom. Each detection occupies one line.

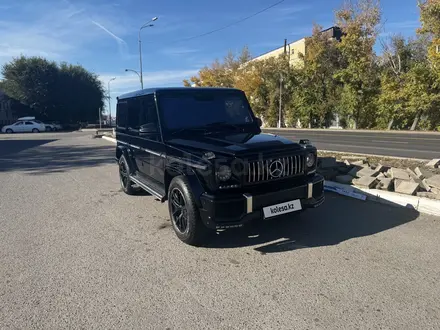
left=115, top=87, right=324, bottom=246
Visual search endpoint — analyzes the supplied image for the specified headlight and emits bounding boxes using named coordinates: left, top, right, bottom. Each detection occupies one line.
left=306, top=153, right=316, bottom=168
left=216, top=165, right=232, bottom=181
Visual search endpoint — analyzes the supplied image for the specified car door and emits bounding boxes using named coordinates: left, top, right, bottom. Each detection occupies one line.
left=24, top=121, right=36, bottom=132
left=126, top=94, right=165, bottom=188
left=13, top=121, right=25, bottom=132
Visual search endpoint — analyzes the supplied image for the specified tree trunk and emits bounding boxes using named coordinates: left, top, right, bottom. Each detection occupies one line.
left=387, top=118, right=394, bottom=130
left=410, top=111, right=421, bottom=131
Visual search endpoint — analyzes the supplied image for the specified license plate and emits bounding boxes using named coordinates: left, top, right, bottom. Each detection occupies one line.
left=263, top=199, right=302, bottom=219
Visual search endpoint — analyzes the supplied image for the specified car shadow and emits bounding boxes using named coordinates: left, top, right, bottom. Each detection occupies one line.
left=0, top=139, right=58, bottom=157
left=0, top=138, right=114, bottom=174
left=204, top=193, right=420, bottom=253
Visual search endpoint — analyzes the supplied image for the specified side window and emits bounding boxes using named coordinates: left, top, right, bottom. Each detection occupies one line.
left=116, top=101, right=128, bottom=129
left=139, top=95, right=160, bottom=141
left=140, top=95, right=159, bottom=126
left=127, top=98, right=141, bottom=131
left=25, top=121, right=33, bottom=125
left=15, top=122, right=23, bottom=126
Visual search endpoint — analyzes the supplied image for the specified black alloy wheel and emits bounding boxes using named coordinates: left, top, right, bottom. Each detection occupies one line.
left=170, top=188, right=189, bottom=234
left=167, top=176, right=211, bottom=246
left=118, top=155, right=138, bottom=195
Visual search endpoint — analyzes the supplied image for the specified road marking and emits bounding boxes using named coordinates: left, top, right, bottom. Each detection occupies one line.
left=371, top=140, right=409, bottom=144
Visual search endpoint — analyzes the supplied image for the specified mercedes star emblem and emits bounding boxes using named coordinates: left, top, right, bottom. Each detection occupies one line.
left=269, top=160, right=284, bottom=178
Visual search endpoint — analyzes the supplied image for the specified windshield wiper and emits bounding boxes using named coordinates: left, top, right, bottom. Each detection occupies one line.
left=202, top=121, right=243, bottom=131
left=171, top=127, right=209, bottom=136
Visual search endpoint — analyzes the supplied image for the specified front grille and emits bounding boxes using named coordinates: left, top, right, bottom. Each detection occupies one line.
left=245, top=155, right=304, bottom=184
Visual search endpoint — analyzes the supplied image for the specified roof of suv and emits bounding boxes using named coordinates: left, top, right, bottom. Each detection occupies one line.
left=117, top=87, right=242, bottom=101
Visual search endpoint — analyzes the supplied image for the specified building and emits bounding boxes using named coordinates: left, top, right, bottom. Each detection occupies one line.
left=249, top=26, right=343, bottom=68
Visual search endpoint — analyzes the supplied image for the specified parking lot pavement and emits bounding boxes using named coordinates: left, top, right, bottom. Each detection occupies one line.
left=1, top=133, right=440, bottom=329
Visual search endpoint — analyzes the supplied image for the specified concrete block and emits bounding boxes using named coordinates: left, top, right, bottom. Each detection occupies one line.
left=394, top=179, right=404, bottom=190
left=378, top=178, right=393, bottom=191
left=357, top=167, right=379, bottom=178
left=390, top=168, right=410, bottom=181
left=348, top=166, right=362, bottom=177
left=406, top=168, right=419, bottom=182
left=426, top=159, right=440, bottom=168
left=335, top=175, right=353, bottom=184
left=414, top=167, right=424, bottom=179
left=419, top=168, right=434, bottom=179
left=426, top=175, right=440, bottom=190
left=353, top=176, right=378, bottom=189
left=375, top=164, right=386, bottom=173
left=351, top=160, right=366, bottom=166
left=319, top=157, right=337, bottom=169
left=377, top=173, right=385, bottom=179
left=417, top=192, right=440, bottom=200
left=419, top=179, right=432, bottom=192
left=395, top=181, right=419, bottom=196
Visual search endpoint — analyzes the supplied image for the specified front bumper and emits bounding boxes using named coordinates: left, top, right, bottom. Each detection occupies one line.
left=199, top=174, right=325, bottom=229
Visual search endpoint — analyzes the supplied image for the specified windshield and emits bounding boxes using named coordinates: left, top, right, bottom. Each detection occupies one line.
left=158, top=90, right=254, bottom=130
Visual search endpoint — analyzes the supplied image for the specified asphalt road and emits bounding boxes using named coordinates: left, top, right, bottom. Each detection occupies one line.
left=1, top=132, right=440, bottom=330
left=263, top=129, right=440, bottom=159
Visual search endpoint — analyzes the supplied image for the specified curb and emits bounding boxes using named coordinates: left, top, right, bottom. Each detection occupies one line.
left=318, top=150, right=429, bottom=162
left=102, top=135, right=116, bottom=144
left=325, top=181, right=440, bottom=217
left=98, top=135, right=440, bottom=216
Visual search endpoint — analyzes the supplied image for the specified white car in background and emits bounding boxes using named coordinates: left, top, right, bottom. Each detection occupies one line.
left=1, top=119, right=46, bottom=133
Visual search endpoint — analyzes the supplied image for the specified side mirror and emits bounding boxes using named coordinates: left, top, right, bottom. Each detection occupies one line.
left=139, top=123, right=158, bottom=136
left=256, top=118, right=263, bottom=127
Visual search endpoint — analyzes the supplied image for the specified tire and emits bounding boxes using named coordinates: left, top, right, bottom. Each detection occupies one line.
left=118, top=155, right=139, bottom=195
left=5, top=129, right=13, bottom=134
left=168, top=176, right=210, bottom=246
left=32, top=128, right=40, bottom=133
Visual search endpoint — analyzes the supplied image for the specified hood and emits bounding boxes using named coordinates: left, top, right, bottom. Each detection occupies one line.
left=167, top=132, right=302, bottom=157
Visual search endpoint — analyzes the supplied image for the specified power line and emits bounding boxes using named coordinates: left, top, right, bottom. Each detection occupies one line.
left=171, top=0, right=285, bottom=44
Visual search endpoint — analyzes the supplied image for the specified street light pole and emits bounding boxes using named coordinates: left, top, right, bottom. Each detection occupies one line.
left=108, top=77, right=116, bottom=127
left=138, top=17, right=158, bottom=89
left=125, top=69, right=142, bottom=89
left=278, top=74, right=283, bottom=128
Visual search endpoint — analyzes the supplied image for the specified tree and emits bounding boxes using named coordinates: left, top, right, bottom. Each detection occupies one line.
left=418, top=0, right=440, bottom=76
left=1, top=56, right=104, bottom=123
left=184, top=47, right=252, bottom=88
left=377, top=35, right=414, bottom=129
left=404, top=62, right=440, bottom=130
left=290, top=24, right=342, bottom=128
left=334, top=0, right=382, bottom=129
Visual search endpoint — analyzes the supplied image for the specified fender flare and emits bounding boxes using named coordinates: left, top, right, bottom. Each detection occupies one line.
left=117, top=145, right=137, bottom=174
left=165, top=163, right=205, bottom=207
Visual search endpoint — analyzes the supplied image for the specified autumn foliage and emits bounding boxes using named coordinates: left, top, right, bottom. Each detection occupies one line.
left=185, top=0, right=440, bottom=131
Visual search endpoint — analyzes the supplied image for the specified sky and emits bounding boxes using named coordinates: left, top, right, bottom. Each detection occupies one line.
left=0, top=0, right=422, bottom=117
